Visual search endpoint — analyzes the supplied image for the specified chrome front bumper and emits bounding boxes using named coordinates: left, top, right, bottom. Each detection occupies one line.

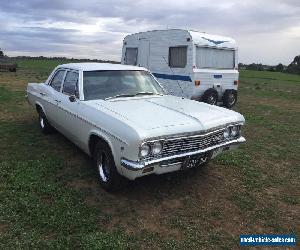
left=120, top=136, right=246, bottom=180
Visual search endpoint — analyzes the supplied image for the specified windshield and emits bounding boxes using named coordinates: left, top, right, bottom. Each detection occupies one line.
left=196, top=47, right=235, bottom=69
left=83, top=70, right=164, bottom=100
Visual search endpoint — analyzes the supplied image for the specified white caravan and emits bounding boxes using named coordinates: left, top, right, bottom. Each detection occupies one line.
left=121, top=29, right=239, bottom=108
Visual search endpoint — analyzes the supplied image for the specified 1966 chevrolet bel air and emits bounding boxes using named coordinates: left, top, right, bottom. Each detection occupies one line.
left=27, top=63, right=246, bottom=191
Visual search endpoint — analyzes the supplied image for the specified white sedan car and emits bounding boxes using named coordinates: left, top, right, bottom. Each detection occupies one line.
left=27, top=63, right=246, bottom=191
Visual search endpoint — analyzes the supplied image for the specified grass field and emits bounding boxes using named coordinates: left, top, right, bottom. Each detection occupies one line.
left=0, top=59, right=299, bottom=249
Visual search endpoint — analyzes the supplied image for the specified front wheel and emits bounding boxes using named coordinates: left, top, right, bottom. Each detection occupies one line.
left=93, top=141, right=127, bottom=191
left=38, top=109, right=55, bottom=134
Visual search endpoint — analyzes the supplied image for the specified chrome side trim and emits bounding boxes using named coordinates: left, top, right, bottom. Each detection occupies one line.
left=121, top=136, right=246, bottom=171
left=29, top=91, right=127, bottom=144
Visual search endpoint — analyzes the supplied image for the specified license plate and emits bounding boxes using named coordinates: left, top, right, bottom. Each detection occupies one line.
left=182, top=154, right=208, bottom=170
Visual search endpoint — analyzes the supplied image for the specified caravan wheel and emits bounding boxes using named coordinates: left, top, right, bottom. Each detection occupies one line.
left=201, top=89, right=218, bottom=105
left=223, top=90, right=237, bottom=108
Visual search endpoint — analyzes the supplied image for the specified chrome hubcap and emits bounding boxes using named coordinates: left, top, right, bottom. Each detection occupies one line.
left=208, top=96, right=216, bottom=105
left=228, top=94, right=235, bottom=106
left=40, top=116, right=45, bottom=128
left=97, top=152, right=110, bottom=182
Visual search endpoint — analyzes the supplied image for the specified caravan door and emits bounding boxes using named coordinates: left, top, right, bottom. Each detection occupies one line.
left=138, top=39, right=150, bottom=68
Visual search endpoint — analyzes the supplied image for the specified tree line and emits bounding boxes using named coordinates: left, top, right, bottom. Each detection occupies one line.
left=0, top=48, right=119, bottom=64
left=239, top=55, right=300, bottom=75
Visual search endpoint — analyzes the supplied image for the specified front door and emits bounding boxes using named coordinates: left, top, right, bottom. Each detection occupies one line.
left=138, top=39, right=150, bottom=68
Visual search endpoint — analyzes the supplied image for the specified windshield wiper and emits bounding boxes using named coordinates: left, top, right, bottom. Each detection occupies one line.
left=105, top=94, right=135, bottom=100
left=134, top=92, right=155, bottom=96
left=105, top=92, right=162, bottom=100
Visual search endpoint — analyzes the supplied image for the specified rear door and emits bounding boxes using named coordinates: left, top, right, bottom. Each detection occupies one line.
left=55, top=70, right=81, bottom=141
left=45, top=69, right=67, bottom=127
left=138, top=39, right=150, bottom=68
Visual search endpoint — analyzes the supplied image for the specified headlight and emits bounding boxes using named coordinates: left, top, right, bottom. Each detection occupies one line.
left=152, top=141, right=163, bottom=155
left=140, top=143, right=150, bottom=157
left=223, top=127, right=231, bottom=139
left=231, top=126, right=239, bottom=137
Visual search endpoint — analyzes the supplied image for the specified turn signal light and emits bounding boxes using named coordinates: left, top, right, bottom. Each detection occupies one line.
left=234, top=80, right=240, bottom=85
left=195, top=80, right=201, bottom=86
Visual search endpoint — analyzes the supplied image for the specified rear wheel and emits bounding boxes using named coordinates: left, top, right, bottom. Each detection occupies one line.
left=38, top=109, right=54, bottom=134
left=93, top=140, right=127, bottom=191
left=223, top=90, right=237, bottom=108
left=201, top=89, right=218, bottom=105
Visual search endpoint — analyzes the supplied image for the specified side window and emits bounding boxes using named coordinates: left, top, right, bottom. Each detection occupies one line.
left=169, top=46, right=187, bottom=68
left=63, top=71, right=79, bottom=97
left=50, top=70, right=65, bottom=91
left=125, top=48, right=138, bottom=65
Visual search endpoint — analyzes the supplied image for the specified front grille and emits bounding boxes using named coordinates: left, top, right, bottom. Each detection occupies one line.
left=160, top=130, right=225, bottom=158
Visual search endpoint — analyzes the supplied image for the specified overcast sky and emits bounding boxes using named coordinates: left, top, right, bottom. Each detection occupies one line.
left=0, top=0, right=299, bottom=65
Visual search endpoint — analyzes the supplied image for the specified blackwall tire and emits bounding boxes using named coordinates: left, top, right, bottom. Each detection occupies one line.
left=223, top=90, right=237, bottom=108
left=201, top=89, right=218, bottom=105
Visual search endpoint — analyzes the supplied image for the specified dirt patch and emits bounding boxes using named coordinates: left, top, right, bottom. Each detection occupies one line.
left=161, top=198, right=182, bottom=210
left=81, top=163, right=246, bottom=241
left=0, top=224, right=8, bottom=233
left=264, top=187, right=280, bottom=197
left=67, top=178, right=97, bottom=190
left=136, top=202, right=183, bottom=239
left=277, top=201, right=300, bottom=222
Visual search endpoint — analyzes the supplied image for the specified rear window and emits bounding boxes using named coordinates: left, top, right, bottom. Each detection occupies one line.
left=196, top=47, right=235, bottom=69
left=50, top=70, right=65, bottom=92
left=169, top=46, right=187, bottom=68
left=63, top=71, right=79, bottom=96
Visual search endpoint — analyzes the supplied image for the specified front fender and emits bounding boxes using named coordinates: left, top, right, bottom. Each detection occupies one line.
left=88, top=129, right=116, bottom=153
left=88, top=129, right=131, bottom=176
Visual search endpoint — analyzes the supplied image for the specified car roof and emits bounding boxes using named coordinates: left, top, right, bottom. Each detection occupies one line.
left=58, top=62, right=147, bottom=71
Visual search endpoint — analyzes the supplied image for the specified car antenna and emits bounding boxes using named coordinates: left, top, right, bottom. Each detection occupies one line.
left=162, top=56, right=185, bottom=98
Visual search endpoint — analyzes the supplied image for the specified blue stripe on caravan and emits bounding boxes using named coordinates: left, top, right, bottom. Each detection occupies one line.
left=152, top=73, right=192, bottom=82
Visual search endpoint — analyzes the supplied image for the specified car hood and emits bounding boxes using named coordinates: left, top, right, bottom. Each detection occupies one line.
left=85, top=95, right=245, bottom=137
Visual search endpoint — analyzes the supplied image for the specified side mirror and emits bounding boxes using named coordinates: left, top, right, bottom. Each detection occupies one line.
left=69, top=95, right=76, bottom=102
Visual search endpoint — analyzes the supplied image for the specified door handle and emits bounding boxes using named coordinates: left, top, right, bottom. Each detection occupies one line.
left=55, top=99, right=61, bottom=103
left=40, top=92, right=46, bottom=96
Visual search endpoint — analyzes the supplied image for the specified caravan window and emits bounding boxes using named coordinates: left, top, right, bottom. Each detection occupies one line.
left=169, top=46, right=187, bottom=68
left=196, top=47, right=235, bottom=69
left=125, top=48, right=138, bottom=66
